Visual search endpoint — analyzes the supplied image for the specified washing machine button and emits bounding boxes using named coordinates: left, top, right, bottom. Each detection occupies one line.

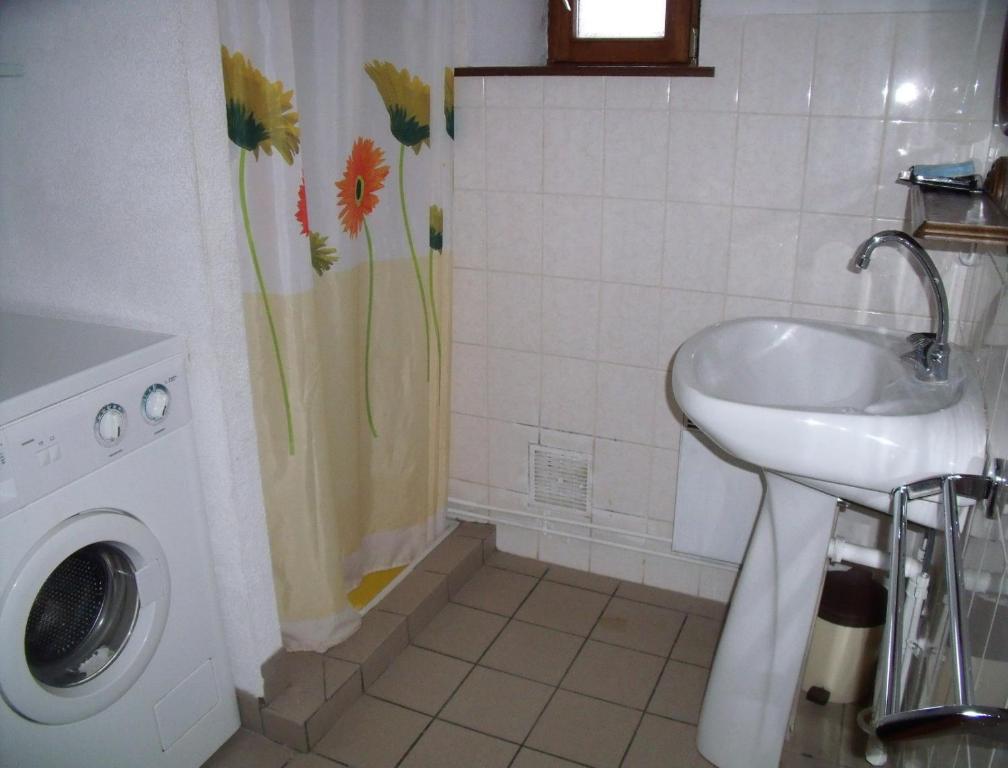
left=95, top=404, right=126, bottom=446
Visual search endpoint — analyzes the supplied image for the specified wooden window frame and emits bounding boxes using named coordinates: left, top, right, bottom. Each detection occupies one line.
left=547, top=0, right=701, bottom=67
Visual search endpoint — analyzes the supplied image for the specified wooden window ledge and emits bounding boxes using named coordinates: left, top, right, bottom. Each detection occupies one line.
left=454, top=64, right=714, bottom=77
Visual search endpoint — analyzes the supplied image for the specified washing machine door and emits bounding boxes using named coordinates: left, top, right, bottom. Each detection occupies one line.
left=0, top=509, right=170, bottom=724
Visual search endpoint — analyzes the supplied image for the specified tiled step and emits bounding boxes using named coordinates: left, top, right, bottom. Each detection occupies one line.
left=211, top=522, right=498, bottom=759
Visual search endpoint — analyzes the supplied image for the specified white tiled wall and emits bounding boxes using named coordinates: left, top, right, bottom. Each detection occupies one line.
left=449, top=0, right=1007, bottom=599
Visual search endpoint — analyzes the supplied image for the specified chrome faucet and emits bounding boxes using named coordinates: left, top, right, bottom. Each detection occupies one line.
left=852, top=230, right=950, bottom=382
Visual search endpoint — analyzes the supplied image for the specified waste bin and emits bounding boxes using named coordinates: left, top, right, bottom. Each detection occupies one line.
left=802, top=565, right=887, bottom=704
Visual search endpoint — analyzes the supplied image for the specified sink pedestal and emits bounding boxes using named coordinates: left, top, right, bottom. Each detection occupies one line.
left=697, top=473, right=838, bottom=768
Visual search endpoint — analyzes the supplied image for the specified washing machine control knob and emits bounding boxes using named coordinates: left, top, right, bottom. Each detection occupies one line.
left=95, top=404, right=126, bottom=446
left=142, top=384, right=170, bottom=423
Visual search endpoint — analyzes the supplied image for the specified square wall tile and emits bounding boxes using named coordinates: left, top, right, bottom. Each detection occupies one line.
left=595, top=363, right=657, bottom=445
left=802, top=118, right=884, bottom=217
left=604, top=110, right=670, bottom=200
left=658, top=288, right=725, bottom=368
left=453, top=190, right=487, bottom=269
left=793, top=213, right=874, bottom=310
left=722, top=296, right=791, bottom=321
left=448, top=478, right=489, bottom=505
left=670, top=16, right=742, bottom=112
left=541, top=355, right=597, bottom=434
left=542, top=277, right=600, bottom=359
left=488, top=488, right=541, bottom=559
left=487, top=348, right=540, bottom=424
left=666, top=111, right=737, bottom=206
left=663, top=202, right=731, bottom=292
left=488, top=420, right=538, bottom=493
left=450, top=413, right=488, bottom=484
left=544, top=109, right=605, bottom=195
left=539, top=514, right=592, bottom=572
left=486, top=107, right=543, bottom=192
left=543, top=195, right=603, bottom=279
left=889, top=10, right=993, bottom=121
left=545, top=76, right=605, bottom=108
left=733, top=114, right=808, bottom=210
left=487, top=271, right=541, bottom=351
left=455, top=76, right=484, bottom=107
left=590, top=509, right=646, bottom=582
left=451, top=342, right=486, bottom=416
left=486, top=76, right=543, bottom=107
left=601, top=198, right=665, bottom=285
left=605, top=76, right=670, bottom=109
left=598, top=283, right=661, bottom=367
left=454, top=106, right=485, bottom=191
left=698, top=565, right=737, bottom=603
left=593, top=438, right=652, bottom=516
left=726, top=207, right=800, bottom=301
left=811, top=14, right=894, bottom=118
left=487, top=191, right=543, bottom=274
left=739, top=14, right=816, bottom=115
left=452, top=268, right=487, bottom=345
left=644, top=554, right=701, bottom=596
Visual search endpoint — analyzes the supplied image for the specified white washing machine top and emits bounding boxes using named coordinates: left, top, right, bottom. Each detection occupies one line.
left=0, top=312, right=183, bottom=424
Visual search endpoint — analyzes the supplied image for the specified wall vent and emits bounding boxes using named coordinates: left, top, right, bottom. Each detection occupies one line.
left=528, top=444, right=591, bottom=514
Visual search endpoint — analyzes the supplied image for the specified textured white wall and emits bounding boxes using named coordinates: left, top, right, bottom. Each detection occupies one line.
left=0, top=0, right=282, bottom=695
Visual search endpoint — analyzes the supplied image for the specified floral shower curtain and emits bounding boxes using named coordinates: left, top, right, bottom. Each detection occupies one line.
left=217, top=0, right=454, bottom=651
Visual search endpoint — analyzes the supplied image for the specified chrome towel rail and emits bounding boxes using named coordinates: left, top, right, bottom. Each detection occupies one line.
left=874, top=471, right=1008, bottom=747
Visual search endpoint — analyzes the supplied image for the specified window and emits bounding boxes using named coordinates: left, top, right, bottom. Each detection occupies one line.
left=547, top=0, right=700, bottom=66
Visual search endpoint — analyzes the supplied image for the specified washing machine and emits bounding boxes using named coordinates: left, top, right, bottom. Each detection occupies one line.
left=0, top=312, right=239, bottom=767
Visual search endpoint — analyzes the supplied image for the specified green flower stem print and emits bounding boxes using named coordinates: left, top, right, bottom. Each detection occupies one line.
left=221, top=46, right=300, bottom=456
left=428, top=205, right=444, bottom=390
left=337, top=138, right=390, bottom=439
left=365, top=60, right=434, bottom=382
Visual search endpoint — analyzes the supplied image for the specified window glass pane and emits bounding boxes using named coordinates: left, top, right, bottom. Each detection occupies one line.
left=576, top=0, right=666, bottom=39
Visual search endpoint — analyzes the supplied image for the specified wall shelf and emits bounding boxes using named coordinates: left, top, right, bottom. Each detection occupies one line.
left=908, top=157, right=1008, bottom=247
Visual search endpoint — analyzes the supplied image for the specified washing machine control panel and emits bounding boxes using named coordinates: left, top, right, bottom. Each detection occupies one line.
left=0, top=355, right=191, bottom=518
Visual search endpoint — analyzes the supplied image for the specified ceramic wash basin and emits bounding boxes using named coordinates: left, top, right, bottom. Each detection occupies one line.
left=673, top=317, right=987, bottom=511
left=670, top=317, right=987, bottom=768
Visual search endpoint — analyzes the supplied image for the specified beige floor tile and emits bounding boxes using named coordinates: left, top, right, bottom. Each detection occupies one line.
left=440, top=666, right=554, bottom=742
left=622, top=715, right=714, bottom=768
left=376, top=570, right=449, bottom=639
left=202, top=728, right=292, bottom=768
left=413, top=602, right=508, bottom=662
left=516, top=581, right=611, bottom=636
left=511, top=749, right=585, bottom=768
left=647, top=660, right=708, bottom=724
left=480, top=619, right=584, bottom=685
left=487, top=549, right=549, bottom=577
left=560, top=640, right=665, bottom=710
left=526, top=689, right=641, bottom=768
left=418, top=535, right=483, bottom=594
left=669, top=614, right=721, bottom=667
left=782, top=698, right=843, bottom=765
left=838, top=703, right=870, bottom=767
left=285, top=755, right=340, bottom=768
left=325, top=609, right=408, bottom=688
left=368, top=645, right=471, bottom=715
left=399, top=720, right=518, bottom=768
left=545, top=565, right=620, bottom=594
left=453, top=565, right=538, bottom=616
left=615, top=582, right=727, bottom=620
left=590, top=598, right=685, bottom=657
left=314, top=695, right=429, bottom=768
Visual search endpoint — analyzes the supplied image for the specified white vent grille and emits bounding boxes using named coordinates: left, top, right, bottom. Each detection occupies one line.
left=529, top=445, right=591, bottom=514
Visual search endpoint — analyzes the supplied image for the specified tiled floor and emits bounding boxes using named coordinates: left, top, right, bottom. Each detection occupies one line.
left=205, top=527, right=869, bottom=768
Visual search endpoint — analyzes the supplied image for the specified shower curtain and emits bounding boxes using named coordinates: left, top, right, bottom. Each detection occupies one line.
left=217, top=0, right=454, bottom=651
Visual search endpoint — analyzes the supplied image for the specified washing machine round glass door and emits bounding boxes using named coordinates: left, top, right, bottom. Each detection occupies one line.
left=0, top=509, right=170, bottom=724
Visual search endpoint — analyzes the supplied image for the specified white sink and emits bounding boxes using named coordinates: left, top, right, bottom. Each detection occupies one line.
left=674, top=317, right=987, bottom=510
left=670, top=317, right=987, bottom=768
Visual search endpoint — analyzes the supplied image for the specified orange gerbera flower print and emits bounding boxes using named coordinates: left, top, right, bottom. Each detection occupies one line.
left=337, top=137, right=389, bottom=238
